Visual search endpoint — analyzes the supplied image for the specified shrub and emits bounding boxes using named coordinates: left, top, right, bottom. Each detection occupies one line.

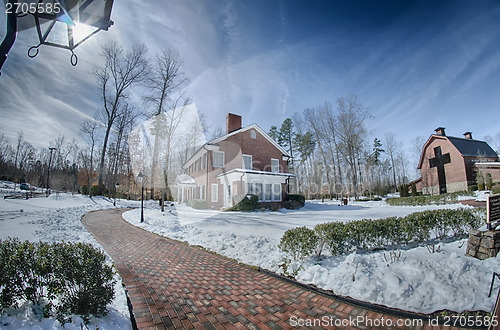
left=186, top=199, right=208, bottom=209
left=314, top=222, right=347, bottom=256
left=284, top=194, right=306, bottom=210
left=278, top=226, right=318, bottom=261
left=279, top=208, right=481, bottom=258
left=226, top=194, right=259, bottom=211
left=399, top=184, right=409, bottom=197
left=468, top=185, right=478, bottom=192
left=0, top=239, right=115, bottom=324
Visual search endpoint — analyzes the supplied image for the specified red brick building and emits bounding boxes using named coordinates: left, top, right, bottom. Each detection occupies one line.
left=176, top=114, right=294, bottom=209
left=417, top=127, right=499, bottom=195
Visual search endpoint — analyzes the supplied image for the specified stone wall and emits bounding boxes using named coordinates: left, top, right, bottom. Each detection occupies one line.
left=466, top=228, right=500, bottom=260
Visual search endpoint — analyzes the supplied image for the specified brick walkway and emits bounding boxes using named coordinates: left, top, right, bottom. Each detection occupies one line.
left=82, top=209, right=464, bottom=330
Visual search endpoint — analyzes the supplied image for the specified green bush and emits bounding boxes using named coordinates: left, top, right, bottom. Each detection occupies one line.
left=186, top=199, right=208, bottom=209
left=279, top=208, right=481, bottom=258
left=278, top=226, right=318, bottom=261
left=0, top=239, right=115, bottom=324
left=287, top=194, right=305, bottom=206
left=399, top=184, right=409, bottom=197
left=468, top=185, right=478, bottom=192
left=226, top=194, right=259, bottom=211
left=314, top=222, right=347, bottom=256
left=386, top=191, right=473, bottom=206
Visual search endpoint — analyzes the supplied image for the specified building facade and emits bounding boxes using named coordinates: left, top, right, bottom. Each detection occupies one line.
left=417, top=127, right=499, bottom=195
left=176, top=113, right=294, bottom=209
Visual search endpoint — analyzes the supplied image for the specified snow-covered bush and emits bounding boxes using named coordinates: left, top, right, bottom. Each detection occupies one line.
left=0, top=238, right=115, bottom=324
left=280, top=208, right=481, bottom=260
left=278, top=226, right=318, bottom=261
left=226, top=194, right=259, bottom=211
left=314, top=222, right=347, bottom=256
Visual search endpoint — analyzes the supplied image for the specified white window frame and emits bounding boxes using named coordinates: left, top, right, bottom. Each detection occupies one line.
left=242, top=154, right=252, bottom=170
left=213, top=151, right=225, bottom=168
left=200, top=185, right=204, bottom=200
left=202, top=153, right=206, bottom=170
left=264, top=183, right=272, bottom=201
left=250, top=130, right=256, bottom=139
left=211, top=184, right=218, bottom=202
left=271, top=158, right=280, bottom=173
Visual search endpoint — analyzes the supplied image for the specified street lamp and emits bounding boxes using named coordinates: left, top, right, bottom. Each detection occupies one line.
left=1, top=0, right=114, bottom=74
left=113, top=182, right=119, bottom=206
left=137, top=172, right=146, bottom=223
left=46, top=147, right=56, bottom=195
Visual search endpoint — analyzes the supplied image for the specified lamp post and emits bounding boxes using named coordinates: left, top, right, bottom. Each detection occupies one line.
left=46, top=147, right=56, bottom=195
left=114, top=182, right=119, bottom=206
left=0, top=0, right=114, bottom=74
left=137, top=172, right=146, bottom=223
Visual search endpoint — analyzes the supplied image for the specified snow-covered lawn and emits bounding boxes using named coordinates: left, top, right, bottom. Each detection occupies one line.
left=0, top=182, right=138, bottom=329
left=1, top=181, right=498, bottom=328
left=123, top=199, right=500, bottom=315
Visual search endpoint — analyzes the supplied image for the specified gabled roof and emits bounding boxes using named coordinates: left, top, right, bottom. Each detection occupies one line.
left=447, top=136, right=498, bottom=158
left=183, top=123, right=290, bottom=167
left=417, top=134, right=499, bottom=169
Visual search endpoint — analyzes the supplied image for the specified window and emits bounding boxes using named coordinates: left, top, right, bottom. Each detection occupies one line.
left=243, top=154, right=252, bottom=170
left=272, top=184, right=281, bottom=201
left=265, top=184, right=272, bottom=201
left=211, top=184, right=218, bottom=202
left=213, top=151, right=224, bottom=167
left=202, top=153, right=206, bottom=170
left=250, top=130, right=256, bottom=139
left=200, top=185, right=204, bottom=200
left=271, top=158, right=279, bottom=173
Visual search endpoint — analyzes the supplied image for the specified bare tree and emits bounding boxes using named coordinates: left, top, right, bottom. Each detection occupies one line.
left=334, top=94, right=370, bottom=198
left=80, top=120, right=101, bottom=197
left=143, top=49, right=190, bottom=200
left=384, top=132, right=400, bottom=189
left=94, top=42, right=148, bottom=195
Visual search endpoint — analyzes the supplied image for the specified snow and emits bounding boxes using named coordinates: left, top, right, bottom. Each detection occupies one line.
left=2, top=181, right=499, bottom=328
left=0, top=182, right=137, bottom=329
left=122, top=198, right=500, bottom=315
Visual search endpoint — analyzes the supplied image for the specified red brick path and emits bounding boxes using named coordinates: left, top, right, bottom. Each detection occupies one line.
left=82, top=209, right=463, bottom=330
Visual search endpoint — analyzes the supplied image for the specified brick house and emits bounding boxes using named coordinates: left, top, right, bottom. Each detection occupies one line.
left=417, top=127, right=499, bottom=195
left=176, top=113, right=294, bottom=209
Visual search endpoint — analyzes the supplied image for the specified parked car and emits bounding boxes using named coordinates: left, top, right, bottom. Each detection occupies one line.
left=20, top=183, right=31, bottom=190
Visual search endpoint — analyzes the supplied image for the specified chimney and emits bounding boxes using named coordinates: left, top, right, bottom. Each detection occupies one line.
left=226, top=113, right=242, bottom=134
left=434, top=127, right=446, bottom=136
left=463, top=132, right=473, bottom=139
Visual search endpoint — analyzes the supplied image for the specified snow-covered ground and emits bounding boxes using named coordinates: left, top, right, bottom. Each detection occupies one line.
left=123, top=198, right=500, bottom=315
left=0, top=181, right=138, bottom=329
left=1, top=181, right=497, bottom=328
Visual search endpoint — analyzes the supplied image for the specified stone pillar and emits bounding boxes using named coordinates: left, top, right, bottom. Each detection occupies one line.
left=466, top=229, right=500, bottom=260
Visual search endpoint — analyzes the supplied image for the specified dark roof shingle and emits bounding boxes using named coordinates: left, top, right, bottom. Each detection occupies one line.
left=447, top=137, right=498, bottom=158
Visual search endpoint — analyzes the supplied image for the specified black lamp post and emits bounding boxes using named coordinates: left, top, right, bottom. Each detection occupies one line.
left=0, top=0, right=114, bottom=75
left=114, top=182, right=119, bottom=206
left=46, top=147, right=56, bottom=195
left=137, top=172, right=146, bottom=223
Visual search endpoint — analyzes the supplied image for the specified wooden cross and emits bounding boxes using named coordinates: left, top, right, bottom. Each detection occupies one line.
left=429, top=146, right=451, bottom=194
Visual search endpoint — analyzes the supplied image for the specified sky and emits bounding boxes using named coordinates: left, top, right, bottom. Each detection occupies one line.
left=1, top=0, right=500, bottom=161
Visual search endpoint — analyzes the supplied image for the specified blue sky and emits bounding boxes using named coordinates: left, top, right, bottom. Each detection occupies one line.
left=1, top=0, right=500, bottom=156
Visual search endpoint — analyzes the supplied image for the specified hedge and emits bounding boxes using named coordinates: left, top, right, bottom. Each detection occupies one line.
left=386, top=191, right=473, bottom=206
left=0, top=238, right=115, bottom=324
left=186, top=199, right=208, bottom=209
left=279, top=208, right=481, bottom=261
